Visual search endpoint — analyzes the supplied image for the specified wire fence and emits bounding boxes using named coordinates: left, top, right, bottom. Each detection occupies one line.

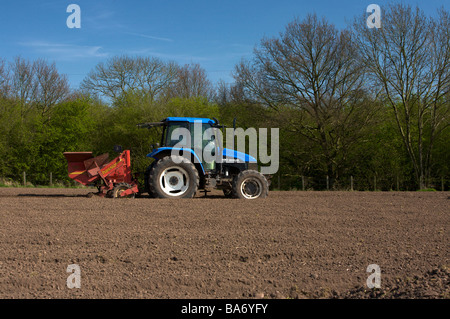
left=0, top=172, right=81, bottom=188
left=0, top=171, right=448, bottom=191
left=270, top=174, right=448, bottom=191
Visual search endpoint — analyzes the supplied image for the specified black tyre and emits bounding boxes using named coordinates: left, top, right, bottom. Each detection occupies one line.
left=112, top=183, right=136, bottom=198
left=148, top=155, right=199, bottom=198
left=232, top=170, right=269, bottom=199
left=145, top=160, right=158, bottom=198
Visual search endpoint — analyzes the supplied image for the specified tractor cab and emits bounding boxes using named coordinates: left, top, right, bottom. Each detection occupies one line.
left=161, top=117, right=220, bottom=171
left=139, top=117, right=221, bottom=170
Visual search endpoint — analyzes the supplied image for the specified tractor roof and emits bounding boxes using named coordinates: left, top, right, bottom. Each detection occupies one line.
left=137, top=117, right=217, bottom=129
left=164, top=117, right=216, bottom=124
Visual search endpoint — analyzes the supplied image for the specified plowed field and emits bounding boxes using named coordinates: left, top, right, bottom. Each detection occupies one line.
left=0, top=188, right=448, bottom=299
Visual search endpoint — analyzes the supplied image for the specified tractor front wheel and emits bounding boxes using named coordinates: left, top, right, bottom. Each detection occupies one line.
left=232, top=170, right=269, bottom=199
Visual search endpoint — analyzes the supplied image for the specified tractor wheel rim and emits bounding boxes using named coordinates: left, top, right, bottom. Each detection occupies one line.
left=160, top=166, right=189, bottom=196
left=241, top=178, right=262, bottom=199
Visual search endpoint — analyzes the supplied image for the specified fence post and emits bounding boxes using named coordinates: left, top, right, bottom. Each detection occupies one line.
left=302, top=175, right=305, bottom=191
left=326, top=175, right=329, bottom=191
left=50, top=172, right=53, bottom=186
left=350, top=176, right=354, bottom=191
left=23, top=171, right=26, bottom=186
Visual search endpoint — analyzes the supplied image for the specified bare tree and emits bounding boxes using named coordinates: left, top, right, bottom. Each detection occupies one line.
left=215, top=79, right=230, bottom=105
left=353, top=4, right=450, bottom=188
left=33, top=59, right=70, bottom=116
left=81, top=55, right=134, bottom=100
left=9, top=57, right=38, bottom=117
left=168, top=63, right=214, bottom=100
left=214, top=80, right=246, bottom=105
left=81, top=55, right=178, bottom=103
left=234, top=14, right=375, bottom=182
left=0, top=58, right=9, bottom=97
left=7, top=57, right=69, bottom=118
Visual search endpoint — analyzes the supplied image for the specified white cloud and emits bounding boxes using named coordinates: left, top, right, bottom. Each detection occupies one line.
left=123, top=32, right=174, bottom=43
left=123, top=47, right=210, bottom=63
left=18, top=41, right=108, bottom=60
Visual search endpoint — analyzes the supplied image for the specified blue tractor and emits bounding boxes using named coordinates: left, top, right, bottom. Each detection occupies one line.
left=138, top=117, right=269, bottom=199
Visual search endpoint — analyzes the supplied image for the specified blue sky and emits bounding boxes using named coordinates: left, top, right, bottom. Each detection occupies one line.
left=0, top=0, right=448, bottom=90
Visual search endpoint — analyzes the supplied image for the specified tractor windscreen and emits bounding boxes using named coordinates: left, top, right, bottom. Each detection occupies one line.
left=164, top=122, right=190, bottom=147
left=163, top=121, right=218, bottom=151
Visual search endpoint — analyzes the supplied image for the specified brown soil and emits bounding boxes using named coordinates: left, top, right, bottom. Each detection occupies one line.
left=0, top=188, right=448, bottom=299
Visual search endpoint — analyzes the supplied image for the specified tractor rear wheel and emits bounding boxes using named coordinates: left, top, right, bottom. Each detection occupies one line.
left=232, top=170, right=269, bottom=199
left=145, top=160, right=158, bottom=198
left=148, top=156, right=199, bottom=198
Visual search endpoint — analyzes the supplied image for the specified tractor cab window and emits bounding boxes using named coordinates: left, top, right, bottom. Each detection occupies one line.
left=191, top=123, right=218, bottom=170
left=191, top=123, right=215, bottom=151
left=163, top=121, right=219, bottom=165
left=192, top=123, right=219, bottom=152
left=164, top=122, right=190, bottom=147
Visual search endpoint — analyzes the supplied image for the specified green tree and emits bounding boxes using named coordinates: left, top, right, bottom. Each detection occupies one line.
left=352, top=5, right=450, bottom=189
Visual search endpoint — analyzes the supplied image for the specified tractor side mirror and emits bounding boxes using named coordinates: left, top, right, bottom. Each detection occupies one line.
left=114, top=145, right=123, bottom=153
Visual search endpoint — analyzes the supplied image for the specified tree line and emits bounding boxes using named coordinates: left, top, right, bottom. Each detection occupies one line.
left=0, top=3, right=448, bottom=190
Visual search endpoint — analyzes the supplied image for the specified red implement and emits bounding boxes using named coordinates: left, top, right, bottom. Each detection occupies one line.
left=63, top=150, right=139, bottom=198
